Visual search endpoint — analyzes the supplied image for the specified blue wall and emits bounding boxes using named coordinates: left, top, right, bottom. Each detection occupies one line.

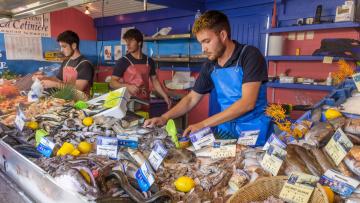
left=276, top=0, right=347, bottom=27
left=94, top=1, right=273, bottom=53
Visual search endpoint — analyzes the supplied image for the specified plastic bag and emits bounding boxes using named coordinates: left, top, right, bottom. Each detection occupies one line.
left=28, top=78, right=43, bottom=102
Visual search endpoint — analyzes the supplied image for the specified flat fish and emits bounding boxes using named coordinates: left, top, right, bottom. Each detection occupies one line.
left=304, top=122, right=334, bottom=147
left=344, top=119, right=360, bottom=135
left=321, top=148, right=354, bottom=177
left=310, top=148, right=335, bottom=173
left=283, top=145, right=311, bottom=176
left=310, top=107, right=322, bottom=123
left=293, top=145, right=323, bottom=176
left=328, top=116, right=346, bottom=130
left=344, top=156, right=360, bottom=177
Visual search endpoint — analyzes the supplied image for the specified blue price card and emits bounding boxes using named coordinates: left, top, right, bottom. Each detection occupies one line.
left=36, top=137, right=55, bottom=158
left=135, top=162, right=155, bottom=192
left=320, top=169, right=360, bottom=197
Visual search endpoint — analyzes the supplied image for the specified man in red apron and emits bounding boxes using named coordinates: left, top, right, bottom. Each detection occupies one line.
left=110, top=28, right=171, bottom=109
left=34, top=30, right=94, bottom=93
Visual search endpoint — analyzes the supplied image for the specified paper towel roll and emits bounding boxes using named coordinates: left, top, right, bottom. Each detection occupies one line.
left=268, top=35, right=284, bottom=56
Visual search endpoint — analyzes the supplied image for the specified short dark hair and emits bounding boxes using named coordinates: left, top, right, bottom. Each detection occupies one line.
left=123, top=28, right=143, bottom=47
left=192, top=10, right=231, bottom=38
left=57, top=30, right=80, bottom=49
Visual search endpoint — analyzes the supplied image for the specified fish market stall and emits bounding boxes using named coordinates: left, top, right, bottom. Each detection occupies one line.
left=1, top=74, right=360, bottom=203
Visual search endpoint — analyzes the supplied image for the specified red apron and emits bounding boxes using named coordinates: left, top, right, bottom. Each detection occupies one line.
left=62, top=59, right=91, bottom=94
left=122, top=56, right=150, bottom=100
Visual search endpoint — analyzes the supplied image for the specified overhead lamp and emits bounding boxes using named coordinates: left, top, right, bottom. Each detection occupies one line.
left=144, top=0, right=147, bottom=11
left=85, top=6, right=90, bottom=15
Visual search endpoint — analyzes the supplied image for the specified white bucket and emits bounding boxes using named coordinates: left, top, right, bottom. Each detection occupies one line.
left=268, top=35, right=284, bottom=56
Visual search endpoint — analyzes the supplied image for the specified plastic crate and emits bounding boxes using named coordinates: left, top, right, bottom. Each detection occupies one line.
left=91, top=82, right=110, bottom=98
left=278, top=79, right=360, bottom=143
left=86, top=87, right=130, bottom=119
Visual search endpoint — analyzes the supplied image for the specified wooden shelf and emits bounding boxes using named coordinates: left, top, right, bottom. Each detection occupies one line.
left=266, top=55, right=355, bottom=61
left=267, top=82, right=335, bottom=91
left=153, top=57, right=207, bottom=63
left=144, top=33, right=193, bottom=41
left=159, top=66, right=201, bottom=72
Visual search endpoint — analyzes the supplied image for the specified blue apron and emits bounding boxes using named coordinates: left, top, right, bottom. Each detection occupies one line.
left=210, top=46, right=271, bottom=146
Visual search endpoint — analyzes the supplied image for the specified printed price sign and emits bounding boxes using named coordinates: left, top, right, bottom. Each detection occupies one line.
left=261, top=144, right=287, bottom=176
left=324, top=128, right=353, bottom=166
left=280, top=172, right=319, bottom=203
left=237, top=130, right=260, bottom=146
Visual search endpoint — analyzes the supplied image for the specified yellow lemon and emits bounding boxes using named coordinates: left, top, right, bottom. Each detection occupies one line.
left=174, top=176, right=195, bottom=192
left=324, top=109, right=342, bottom=120
left=56, top=142, right=75, bottom=156
left=322, top=186, right=334, bottom=203
left=82, top=117, right=93, bottom=126
left=27, top=121, right=39, bottom=130
left=78, top=141, right=92, bottom=154
left=70, top=149, right=81, bottom=157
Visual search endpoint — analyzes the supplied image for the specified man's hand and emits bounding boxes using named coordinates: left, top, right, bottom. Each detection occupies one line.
left=183, top=122, right=206, bottom=137
left=164, top=97, right=172, bottom=109
left=127, top=84, right=140, bottom=95
left=143, top=116, right=168, bottom=128
left=40, top=80, right=58, bottom=89
left=32, top=71, right=45, bottom=80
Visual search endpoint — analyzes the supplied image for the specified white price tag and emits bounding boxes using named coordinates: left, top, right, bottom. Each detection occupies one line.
left=352, top=73, right=360, bottom=92
left=325, top=128, right=353, bottom=166
left=279, top=172, right=319, bottom=203
left=261, top=144, right=287, bottom=176
left=148, top=142, right=168, bottom=171
left=189, top=127, right=215, bottom=150
left=237, top=130, right=260, bottom=146
left=96, top=136, right=118, bottom=159
left=263, top=133, right=287, bottom=151
left=211, top=144, right=236, bottom=160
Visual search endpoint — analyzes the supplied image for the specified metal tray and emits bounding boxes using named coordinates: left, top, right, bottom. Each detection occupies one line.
left=0, top=140, right=90, bottom=203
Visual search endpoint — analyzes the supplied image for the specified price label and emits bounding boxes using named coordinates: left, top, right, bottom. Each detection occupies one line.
left=261, top=144, right=287, bottom=176
left=148, top=142, right=168, bottom=171
left=320, top=169, right=360, bottom=197
left=135, top=162, right=155, bottom=192
left=189, top=127, right=215, bottom=150
left=36, top=137, right=55, bottom=158
left=352, top=73, right=360, bottom=92
left=324, top=128, right=353, bottom=166
left=263, top=133, right=287, bottom=151
left=323, top=56, right=333, bottom=64
left=279, top=172, right=319, bottom=203
left=96, top=136, right=118, bottom=159
left=211, top=144, right=236, bottom=160
left=117, top=134, right=139, bottom=149
left=237, top=130, right=259, bottom=146
left=15, top=107, right=26, bottom=131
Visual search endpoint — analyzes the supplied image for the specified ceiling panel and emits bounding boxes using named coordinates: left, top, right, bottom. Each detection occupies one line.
left=74, top=0, right=167, bottom=19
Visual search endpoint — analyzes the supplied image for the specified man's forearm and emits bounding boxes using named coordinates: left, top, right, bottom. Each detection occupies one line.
left=110, top=80, right=128, bottom=89
left=152, top=78, right=168, bottom=100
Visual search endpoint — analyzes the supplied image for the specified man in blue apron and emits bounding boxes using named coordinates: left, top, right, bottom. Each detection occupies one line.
left=144, top=10, right=271, bottom=146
